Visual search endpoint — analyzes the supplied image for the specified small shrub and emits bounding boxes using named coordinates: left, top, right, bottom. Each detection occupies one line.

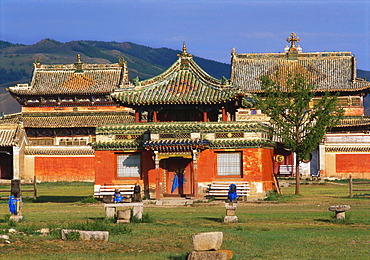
left=49, top=228, right=62, bottom=239
left=7, top=219, right=18, bottom=228
left=235, top=225, right=244, bottom=231
left=130, top=212, right=155, bottom=223
left=66, top=231, right=80, bottom=241
left=79, top=196, right=99, bottom=203
left=17, top=226, right=41, bottom=235
left=264, top=191, right=282, bottom=201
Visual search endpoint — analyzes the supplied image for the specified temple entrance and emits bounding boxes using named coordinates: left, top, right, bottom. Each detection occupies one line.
left=0, top=150, right=13, bottom=179
left=165, top=158, right=193, bottom=197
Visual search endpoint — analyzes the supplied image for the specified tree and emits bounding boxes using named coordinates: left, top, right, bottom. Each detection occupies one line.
left=256, top=74, right=343, bottom=195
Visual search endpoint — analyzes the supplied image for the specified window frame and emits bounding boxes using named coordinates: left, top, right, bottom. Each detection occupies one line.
left=216, top=151, right=243, bottom=178
left=116, top=153, right=142, bottom=180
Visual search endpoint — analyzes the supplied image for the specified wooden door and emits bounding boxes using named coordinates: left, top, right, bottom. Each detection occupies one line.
left=166, top=158, right=192, bottom=196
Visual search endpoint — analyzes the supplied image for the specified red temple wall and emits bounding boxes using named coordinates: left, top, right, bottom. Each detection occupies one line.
left=35, top=157, right=95, bottom=182
left=95, top=147, right=274, bottom=192
left=336, top=154, right=370, bottom=176
left=95, top=150, right=154, bottom=186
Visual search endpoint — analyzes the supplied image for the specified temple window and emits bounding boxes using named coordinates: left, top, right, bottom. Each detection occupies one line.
left=117, top=154, right=141, bottom=178
left=216, top=152, right=242, bottom=176
left=57, top=137, right=88, bottom=145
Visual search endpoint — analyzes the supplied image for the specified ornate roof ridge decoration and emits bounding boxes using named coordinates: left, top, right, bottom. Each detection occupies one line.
left=143, top=138, right=210, bottom=152
left=8, top=54, right=130, bottom=97
left=231, top=33, right=370, bottom=93
left=92, top=141, right=142, bottom=150
left=335, top=116, right=370, bottom=127
left=112, top=44, right=246, bottom=106
left=25, top=145, right=95, bottom=155
left=96, top=121, right=270, bottom=135
left=210, top=139, right=275, bottom=149
left=325, top=146, right=370, bottom=153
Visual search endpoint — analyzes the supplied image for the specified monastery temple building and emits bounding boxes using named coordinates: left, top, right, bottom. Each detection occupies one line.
left=1, top=33, right=370, bottom=199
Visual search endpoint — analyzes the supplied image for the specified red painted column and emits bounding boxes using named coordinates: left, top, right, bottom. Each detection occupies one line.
left=222, top=107, right=227, bottom=122
left=192, top=150, right=198, bottom=199
left=154, top=151, right=160, bottom=200
left=135, top=111, right=140, bottom=123
left=153, top=110, right=158, bottom=122
left=203, top=110, right=208, bottom=122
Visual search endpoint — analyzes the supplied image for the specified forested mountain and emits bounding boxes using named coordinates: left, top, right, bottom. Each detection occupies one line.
left=0, top=39, right=230, bottom=86
left=0, top=39, right=369, bottom=115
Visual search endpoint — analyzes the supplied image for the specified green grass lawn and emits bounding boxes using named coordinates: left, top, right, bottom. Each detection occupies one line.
left=0, top=181, right=369, bottom=259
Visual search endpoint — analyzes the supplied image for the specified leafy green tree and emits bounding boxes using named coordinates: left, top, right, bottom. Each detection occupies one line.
left=256, top=74, right=343, bottom=195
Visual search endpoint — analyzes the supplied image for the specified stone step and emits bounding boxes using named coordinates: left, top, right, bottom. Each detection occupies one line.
left=155, top=199, right=194, bottom=206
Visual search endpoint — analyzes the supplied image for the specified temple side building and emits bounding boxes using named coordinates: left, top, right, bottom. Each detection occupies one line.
left=231, top=33, right=370, bottom=179
left=4, top=55, right=135, bottom=182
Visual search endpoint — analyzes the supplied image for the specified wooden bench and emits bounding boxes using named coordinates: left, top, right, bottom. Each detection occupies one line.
left=279, top=165, right=293, bottom=175
left=94, top=184, right=135, bottom=200
left=207, top=181, right=250, bottom=200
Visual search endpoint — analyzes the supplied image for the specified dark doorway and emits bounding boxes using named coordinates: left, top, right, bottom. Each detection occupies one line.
left=0, top=149, right=13, bottom=179
left=158, top=108, right=202, bottom=122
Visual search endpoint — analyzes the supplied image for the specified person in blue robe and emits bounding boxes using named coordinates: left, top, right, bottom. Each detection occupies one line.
left=228, top=184, right=238, bottom=202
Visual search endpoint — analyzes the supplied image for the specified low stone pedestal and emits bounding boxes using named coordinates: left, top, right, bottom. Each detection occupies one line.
left=10, top=215, right=23, bottom=223
left=104, top=203, right=143, bottom=222
left=117, top=209, right=131, bottom=223
left=188, top=250, right=232, bottom=260
left=61, top=229, right=109, bottom=241
left=224, top=202, right=238, bottom=223
left=329, top=205, right=350, bottom=219
left=188, top=232, right=232, bottom=260
left=192, top=231, right=223, bottom=251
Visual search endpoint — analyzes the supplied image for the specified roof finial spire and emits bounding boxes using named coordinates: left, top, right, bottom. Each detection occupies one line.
left=286, top=32, right=300, bottom=49
left=77, top=54, right=81, bottom=63
left=182, top=42, right=188, bottom=55
left=178, top=42, right=193, bottom=59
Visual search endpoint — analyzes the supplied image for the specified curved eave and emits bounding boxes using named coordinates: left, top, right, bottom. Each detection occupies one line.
left=112, top=56, right=243, bottom=105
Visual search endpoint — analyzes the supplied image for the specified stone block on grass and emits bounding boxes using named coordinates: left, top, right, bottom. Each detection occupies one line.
left=187, top=250, right=232, bottom=260
left=192, top=231, right=223, bottom=251
left=105, top=207, right=116, bottom=218
left=61, top=229, right=109, bottom=241
left=117, top=209, right=131, bottom=223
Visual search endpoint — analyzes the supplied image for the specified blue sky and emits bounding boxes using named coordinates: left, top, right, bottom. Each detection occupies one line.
left=1, top=0, right=369, bottom=70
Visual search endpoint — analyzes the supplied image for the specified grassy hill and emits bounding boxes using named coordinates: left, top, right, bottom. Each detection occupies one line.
left=0, top=39, right=231, bottom=114
left=0, top=39, right=230, bottom=84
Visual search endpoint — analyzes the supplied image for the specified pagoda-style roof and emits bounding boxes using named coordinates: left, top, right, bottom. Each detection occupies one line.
left=0, top=123, right=28, bottom=147
left=231, top=33, right=370, bottom=94
left=0, top=111, right=135, bottom=128
left=8, top=55, right=129, bottom=105
left=111, top=44, right=245, bottom=106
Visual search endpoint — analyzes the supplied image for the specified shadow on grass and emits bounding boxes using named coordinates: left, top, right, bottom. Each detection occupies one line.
left=202, top=217, right=222, bottom=223
left=314, top=218, right=332, bottom=223
left=34, top=196, right=88, bottom=203
left=168, top=253, right=189, bottom=260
